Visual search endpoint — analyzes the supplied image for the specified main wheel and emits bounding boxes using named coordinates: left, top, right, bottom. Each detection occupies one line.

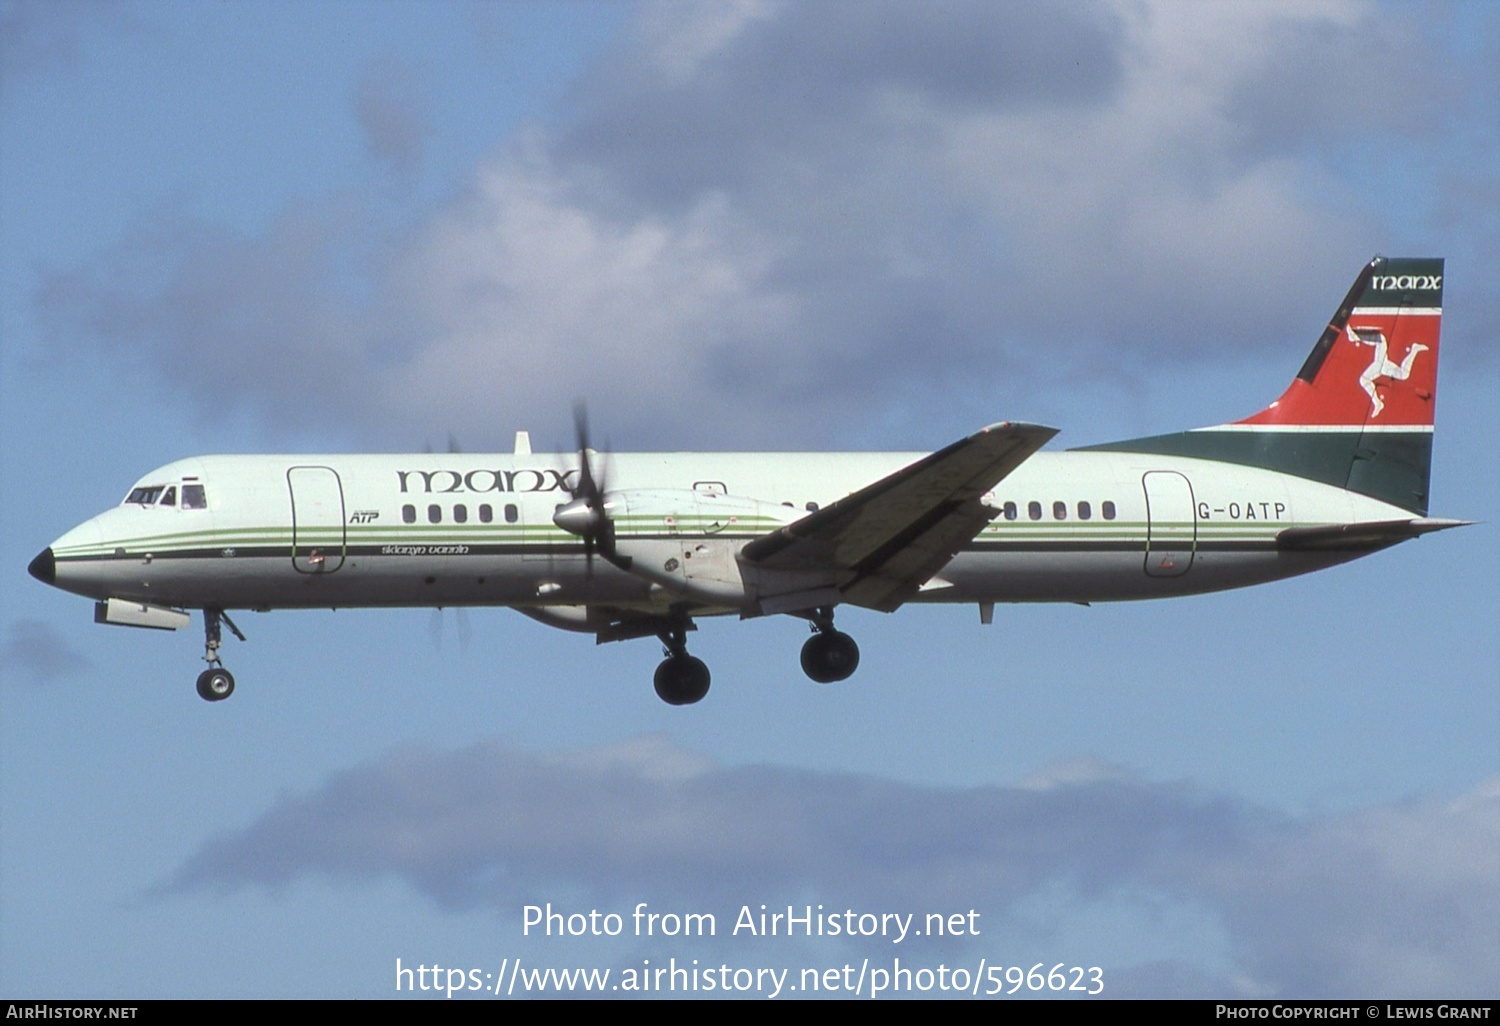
left=196, top=667, right=235, bottom=702
left=800, top=631, right=860, bottom=683
left=653, top=655, right=711, bottom=705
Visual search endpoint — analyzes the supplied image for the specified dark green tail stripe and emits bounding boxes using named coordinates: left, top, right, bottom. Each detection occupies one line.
left=1075, top=429, right=1432, bottom=514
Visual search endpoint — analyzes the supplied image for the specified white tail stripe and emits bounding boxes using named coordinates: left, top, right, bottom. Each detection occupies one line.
left=1350, top=306, right=1441, bottom=316
left=1194, top=424, right=1433, bottom=434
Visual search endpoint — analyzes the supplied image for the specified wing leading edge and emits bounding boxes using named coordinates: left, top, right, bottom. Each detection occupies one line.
left=742, top=422, right=1058, bottom=612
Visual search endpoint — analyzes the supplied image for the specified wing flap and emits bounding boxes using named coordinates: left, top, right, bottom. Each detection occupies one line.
left=743, top=422, right=1057, bottom=612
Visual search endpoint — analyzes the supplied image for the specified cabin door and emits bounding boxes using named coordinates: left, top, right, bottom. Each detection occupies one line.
left=1142, top=471, right=1196, bottom=578
left=287, top=466, right=347, bottom=573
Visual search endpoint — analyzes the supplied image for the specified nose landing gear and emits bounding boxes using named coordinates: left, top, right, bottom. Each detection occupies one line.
left=196, top=608, right=244, bottom=702
left=799, top=606, right=860, bottom=684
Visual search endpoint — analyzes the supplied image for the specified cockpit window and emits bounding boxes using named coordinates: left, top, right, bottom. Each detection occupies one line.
left=125, top=485, right=166, bottom=506
left=123, top=483, right=205, bottom=508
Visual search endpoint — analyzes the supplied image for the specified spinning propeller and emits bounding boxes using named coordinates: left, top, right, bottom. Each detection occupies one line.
left=429, top=605, right=473, bottom=655
left=552, top=404, right=625, bottom=570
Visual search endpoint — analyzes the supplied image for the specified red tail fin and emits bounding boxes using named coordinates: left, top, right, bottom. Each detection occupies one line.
left=1235, top=256, right=1442, bottom=428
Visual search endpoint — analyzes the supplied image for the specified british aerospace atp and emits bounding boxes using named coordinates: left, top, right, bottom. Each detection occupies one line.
left=28, top=257, right=1467, bottom=705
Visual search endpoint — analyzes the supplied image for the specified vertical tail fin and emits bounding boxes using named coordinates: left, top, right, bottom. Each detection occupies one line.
left=1079, top=257, right=1444, bottom=514
left=1237, top=256, right=1442, bottom=431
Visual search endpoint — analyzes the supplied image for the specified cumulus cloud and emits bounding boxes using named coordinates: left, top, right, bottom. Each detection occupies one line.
left=1212, top=779, right=1500, bottom=996
left=32, top=1, right=1497, bottom=448
left=36, top=202, right=384, bottom=436
left=0, top=618, right=92, bottom=684
left=162, top=734, right=1499, bottom=998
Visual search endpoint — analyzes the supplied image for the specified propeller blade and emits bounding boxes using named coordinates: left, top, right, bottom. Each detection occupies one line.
left=555, top=400, right=625, bottom=574
left=429, top=606, right=472, bottom=656
left=573, top=401, right=591, bottom=455
left=572, top=402, right=600, bottom=504
left=457, top=607, right=472, bottom=654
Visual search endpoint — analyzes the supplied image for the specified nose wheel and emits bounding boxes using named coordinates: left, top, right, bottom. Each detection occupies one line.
left=799, top=606, right=860, bottom=683
left=197, top=608, right=245, bottom=702
left=196, top=667, right=235, bottom=701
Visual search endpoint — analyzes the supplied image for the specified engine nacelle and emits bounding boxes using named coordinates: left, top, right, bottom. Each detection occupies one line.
left=607, top=489, right=804, bottom=609
left=514, top=604, right=598, bottom=633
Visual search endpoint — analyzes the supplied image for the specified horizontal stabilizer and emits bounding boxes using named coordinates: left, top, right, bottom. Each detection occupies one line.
left=1276, top=517, right=1472, bottom=552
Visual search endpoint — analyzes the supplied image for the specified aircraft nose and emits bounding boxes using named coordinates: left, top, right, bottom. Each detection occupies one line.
left=28, top=547, right=56, bottom=585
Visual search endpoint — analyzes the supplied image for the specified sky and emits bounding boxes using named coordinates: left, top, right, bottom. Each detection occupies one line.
left=1, top=0, right=1496, bottom=1000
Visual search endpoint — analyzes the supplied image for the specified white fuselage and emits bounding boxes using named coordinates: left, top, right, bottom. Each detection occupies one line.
left=30, top=256, right=1452, bottom=704
left=43, top=446, right=1404, bottom=620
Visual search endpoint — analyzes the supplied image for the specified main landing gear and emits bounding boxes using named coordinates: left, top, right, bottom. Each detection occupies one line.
left=799, top=606, right=860, bottom=684
left=196, top=608, right=245, bottom=702
left=648, top=607, right=861, bottom=705
left=654, top=623, right=711, bottom=706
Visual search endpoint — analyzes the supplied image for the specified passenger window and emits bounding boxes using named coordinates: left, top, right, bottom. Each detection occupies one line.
left=1053, top=501, right=1066, bottom=520
left=1078, top=501, right=1091, bottom=520
left=1103, top=501, right=1116, bottom=521
left=402, top=504, right=416, bottom=524
left=504, top=504, right=519, bottom=524
left=182, top=484, right=207, bottom=509
left=160, top=486, right=176, bottom=507
left=454, top=504, right=468, bottom=524
left=479, top=504, right=493, bottom=523
left=806, top=501, right=820, bottom=512
left=1027, top=501, right=1042, bottom=521
left=427, top=505, right=441, bottom=524
left=1002, top=501, right=1017, bottom=521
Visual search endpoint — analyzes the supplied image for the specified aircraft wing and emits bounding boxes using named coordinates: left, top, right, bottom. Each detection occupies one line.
left=741, top=422, right=1057, bottom=612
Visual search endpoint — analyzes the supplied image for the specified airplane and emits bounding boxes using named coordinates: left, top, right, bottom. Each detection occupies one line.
left=27, top=256, right=1468, bottom=705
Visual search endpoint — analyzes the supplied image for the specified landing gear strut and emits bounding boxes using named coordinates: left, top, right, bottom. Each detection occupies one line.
left=653, top=623, right=710, bottom=705
left=800, top=606, right=860, bottom=683
left=196, top=608, right=245, bottom=702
